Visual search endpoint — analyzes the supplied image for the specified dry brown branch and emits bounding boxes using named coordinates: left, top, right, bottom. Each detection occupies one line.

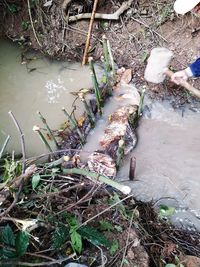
left=67, top=0, right=133, bottom=22
left=79, top=194, right=134, bottom=228
left=8, top=111, right=26, bottom=172
left=27, top=0, right=42, bottom=47
left=119, top=208, right=136, bottom=267
left=82, top=0, right=99, bottom=65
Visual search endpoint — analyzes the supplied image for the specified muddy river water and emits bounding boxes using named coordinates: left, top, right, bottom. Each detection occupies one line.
left=0, top=40, right=96, bottom=156
left=1, top=40, right=200, bottom=229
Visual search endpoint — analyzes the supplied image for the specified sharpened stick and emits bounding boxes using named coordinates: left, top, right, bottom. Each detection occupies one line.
left=82, top=0, right=99, bottom=65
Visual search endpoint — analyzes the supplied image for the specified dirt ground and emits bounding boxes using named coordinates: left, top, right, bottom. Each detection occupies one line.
left=1, top=0, right=200, bottom=104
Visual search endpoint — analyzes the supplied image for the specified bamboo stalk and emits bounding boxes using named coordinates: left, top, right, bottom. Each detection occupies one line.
left=63, top=167, right=131, bottom=195
left=62, top=108, right=85, bottom=144
left=8, top=111, right=26, bottom=173
left=138, top=89, right=145, bottom=118
left=101, top=55, right=112, bottom=96
left=107, top=38, right=116, bottom=80
left=33, top=125, right=53, bottom=153
left=37, top=111, right=59, bottom=148
left=45, top=155, right=70, bottom=168
left=78, top=93, right=95, bottom=128
left=82, top=0, right=99, bottom=65
left=116, top=139, right=125, bottom=169
left=0, top=135, right=10, bottom=159
left=102, top=35, right=111, bottom=74
left=88, top=57, right=102, bottom=114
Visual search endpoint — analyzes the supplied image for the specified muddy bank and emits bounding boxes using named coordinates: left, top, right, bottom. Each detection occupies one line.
left=1, top=0, right=200, bottom=104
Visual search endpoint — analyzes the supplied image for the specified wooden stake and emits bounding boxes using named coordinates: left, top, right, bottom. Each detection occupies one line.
left=129, top=157, right=136, bottom=181
left=82, top=0, right=99, bottom=65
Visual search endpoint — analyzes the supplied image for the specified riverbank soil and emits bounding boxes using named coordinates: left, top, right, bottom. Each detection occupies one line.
left=1, top=0, right=200, bottom=103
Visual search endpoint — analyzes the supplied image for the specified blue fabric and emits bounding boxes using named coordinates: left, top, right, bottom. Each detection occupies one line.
left=189, top=58, right=200, bottom=77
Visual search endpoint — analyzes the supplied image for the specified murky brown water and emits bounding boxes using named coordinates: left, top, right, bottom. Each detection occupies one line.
left=117, top=98, right=200, bottom=229
left=0, top=40, right=100, bottom=156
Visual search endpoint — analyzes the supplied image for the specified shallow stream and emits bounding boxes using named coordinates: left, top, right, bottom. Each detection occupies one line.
left=1, top=40, right=200, bottom=229
left=0, top=40, right=98, bottom=156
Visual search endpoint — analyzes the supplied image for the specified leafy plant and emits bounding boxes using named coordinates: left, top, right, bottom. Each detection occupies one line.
left=52, top=213, right=111, bottom=254
left=78, top=225, right=110, bottom=248
left=108, top=193, right=128, bottom=219
left=99, top=220, right=114, bottom=231
left=156, top=4, right=173, bottom=26
left=0, top=225, right=29, bottom=260
left=110, top=240, right=119, bottom=255
left=32, top=173, right=41, bottom=190
left=21, top=21, right=30, bottom=31
left=52, top=225, right=69, bottom=249
left=7, top=4, right=19, bottom=13
left=67, top=215, right=82, bottom=254
left=159, top=205, right=175, bottom=218
left=3, top=158, right=22, bottom=183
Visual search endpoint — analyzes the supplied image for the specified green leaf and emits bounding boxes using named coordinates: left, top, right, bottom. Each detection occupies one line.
left=110, top=240, right=119, bottom=255
left=21, top=21, right=30, bottom=31
left=99, top=220, right=114, bottom=231
left=109, top=193, right=128, bottom=218
left=52, top=226, right=69, bottom=249
left=70, top=230, right=82, bottom=254
left=1, top=225, right=15, bottom=246
left=7, top=4, right=18, bottom=13
left=78, top=225, right=110, bottom=248
left=159, top=205, right=175, bottom=218
left=32, top=174, right=40, bottom=190
left=15, top=231, right=29, bottom=257
left=1, top=247, right=17, bottom=259
left=67, top=215, right=79, bottom=230
left=165, top=264, right=176, bottom=267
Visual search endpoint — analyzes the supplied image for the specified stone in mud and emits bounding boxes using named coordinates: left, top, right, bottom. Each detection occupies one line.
left=87, top=152, right=116, bottom=178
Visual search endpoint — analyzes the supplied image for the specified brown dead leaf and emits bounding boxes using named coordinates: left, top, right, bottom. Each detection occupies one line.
left=120, top=69, right=132, bottom=85
left=77, top=116, right=85, bottom=127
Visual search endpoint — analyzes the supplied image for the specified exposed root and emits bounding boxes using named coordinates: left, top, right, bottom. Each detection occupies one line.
left=67, top=0, right=133, bottom=22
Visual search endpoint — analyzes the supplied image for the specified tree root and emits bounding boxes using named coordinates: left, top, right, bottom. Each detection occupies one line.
left=63, top=0, right=133, bottom=23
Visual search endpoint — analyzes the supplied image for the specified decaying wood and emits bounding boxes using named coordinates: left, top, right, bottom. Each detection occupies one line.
left=100, top=105, right=138, bottom=152
left=82, top=0, right=99, bottom=65
left=88, top=152, right=116, bottom=178
left=87, top=104, right=138, bottom=178
left=67, top=0, right=133, bottom=22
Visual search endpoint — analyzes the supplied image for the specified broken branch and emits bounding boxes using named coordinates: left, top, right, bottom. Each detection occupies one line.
left=67, top=0, right=133, bottom=22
